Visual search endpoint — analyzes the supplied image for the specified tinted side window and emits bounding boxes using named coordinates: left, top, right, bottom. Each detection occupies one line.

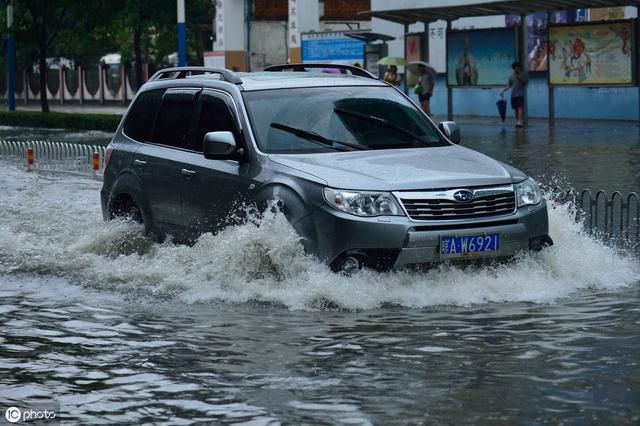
left=194, top=92, right=239, bottom=152
left=123, top=89, right=164, bottom=142
left=151, top=89, right=199, bottom=149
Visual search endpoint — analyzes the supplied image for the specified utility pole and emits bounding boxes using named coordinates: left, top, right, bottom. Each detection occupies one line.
left=7, top=1, right=16, bottom=111
left=177, top=0, right=186, bottom=66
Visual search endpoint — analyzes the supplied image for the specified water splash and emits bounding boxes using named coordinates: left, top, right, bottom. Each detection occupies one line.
left=0, top=166, right=638, bottom=311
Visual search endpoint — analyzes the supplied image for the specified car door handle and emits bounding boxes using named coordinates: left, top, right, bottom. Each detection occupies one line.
left=181, top=168, right=197, bottom=177
left=134, top=159, right=147, bottom=167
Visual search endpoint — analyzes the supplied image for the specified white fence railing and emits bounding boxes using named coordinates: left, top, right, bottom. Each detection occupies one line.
left=0, top=140, right=106, bottom=178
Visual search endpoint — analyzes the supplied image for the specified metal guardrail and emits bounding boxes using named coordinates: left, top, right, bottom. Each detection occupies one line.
left=0, top=140, right=105, bottom=178
left=577, top=190, right=640, bottom=251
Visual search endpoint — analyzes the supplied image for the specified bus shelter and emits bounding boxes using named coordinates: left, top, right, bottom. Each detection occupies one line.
left=361, top=0, right=640, bottom=127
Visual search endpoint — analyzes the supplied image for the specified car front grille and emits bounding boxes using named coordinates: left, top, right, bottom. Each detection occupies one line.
left=396, top=187, right=517, bottom=221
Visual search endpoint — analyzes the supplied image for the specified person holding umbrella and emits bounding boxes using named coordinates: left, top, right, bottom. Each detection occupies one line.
left=500, top=62, right=528, bottom=128
left=383, top=65, right=400, bottom=86
left=407, top=61, right=437, bottom=116
left=416, top=64, right=436, bottom=116
left=377, top=56, right=407, bottom=86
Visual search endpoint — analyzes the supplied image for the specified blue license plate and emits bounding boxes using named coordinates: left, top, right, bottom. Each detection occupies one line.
left=440, top=233, right=500, bottom=258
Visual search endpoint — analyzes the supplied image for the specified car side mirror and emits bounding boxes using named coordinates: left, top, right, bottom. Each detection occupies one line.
left=203, top=131, right=239, bottom=160
left=439, top=121, right=461, bottom=144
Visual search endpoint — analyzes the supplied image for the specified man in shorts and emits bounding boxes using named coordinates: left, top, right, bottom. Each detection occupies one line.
left=501, top=62, right=528, bottom=128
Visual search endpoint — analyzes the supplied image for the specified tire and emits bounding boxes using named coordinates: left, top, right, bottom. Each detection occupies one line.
left=109, top=196, right=152, bottom=237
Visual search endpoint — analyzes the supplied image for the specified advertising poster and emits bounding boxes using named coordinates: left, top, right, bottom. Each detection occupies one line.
left=553, top=9, right=589, bottom=24
left=406, top=33, right=423, bottom=63
left=548, top=21, right=633, bottom=85
left=447, top=28, right=518, bottom=87
left=505, top=10, right=588, bottom=72
left=506, top=13, right=549, bottom=71
left=590, top=7, right=625, bottom=21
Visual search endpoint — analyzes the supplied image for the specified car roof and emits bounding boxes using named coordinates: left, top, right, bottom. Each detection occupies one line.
left=236, top=72, right=388, bottom=91
left=138, top=68, right=389, bottom=96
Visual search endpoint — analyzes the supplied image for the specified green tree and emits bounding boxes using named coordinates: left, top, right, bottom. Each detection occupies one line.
left=114, top=0, right=213, bottom=86
left=1, top=0, right=214, bottom=110
left=22, top=0, right=70, bottom=112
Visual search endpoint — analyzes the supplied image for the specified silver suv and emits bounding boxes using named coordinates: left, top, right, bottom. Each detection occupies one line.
left=101, top=64, right=552, bottom=272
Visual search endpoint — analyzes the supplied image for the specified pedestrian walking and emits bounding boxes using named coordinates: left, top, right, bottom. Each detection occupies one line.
left=416, top=64, right=435, bottom=116
left=500, top=62, right=528, bottom=128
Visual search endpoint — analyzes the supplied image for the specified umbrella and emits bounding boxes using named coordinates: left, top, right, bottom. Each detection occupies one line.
left=376, top=56, right=407, bottom=66
left=406, top=61, right=437, bottom=79
left=496, top=98, right=507, bottom=122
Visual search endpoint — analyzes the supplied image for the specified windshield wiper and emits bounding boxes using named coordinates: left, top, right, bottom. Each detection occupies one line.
left=333, top=108, right=429, bottom=146
left=270, top=122, right=369, bottom=151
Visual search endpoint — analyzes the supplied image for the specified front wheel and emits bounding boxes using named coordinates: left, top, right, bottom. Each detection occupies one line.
left=109, top=196, right=152, bottom=237
left=111, top=199, right=142, bottom=223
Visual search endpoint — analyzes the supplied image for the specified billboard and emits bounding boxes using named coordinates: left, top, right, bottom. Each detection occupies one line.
left=548, top=21, right=634, bottom=85
left=506, top=13, right=549, bottom=71
left=406, top=33, right=424, bottom=63
left=505, top=9, right=589, bottom=72
left=301, top=32, right=364, bottom=65
left=447, top=28, right=518, bottom=87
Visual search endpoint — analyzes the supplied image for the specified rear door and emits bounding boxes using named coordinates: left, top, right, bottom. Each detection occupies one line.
left=134, top=88, right=200, bottom=232
left=180, top=89, right=253, bottom=235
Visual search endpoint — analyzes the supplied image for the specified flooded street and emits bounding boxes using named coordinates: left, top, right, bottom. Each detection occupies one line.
left=3, top=275, right=639, bottom=424
left=1, top=121, right=640, bottom=424
left=461, top=119, right=640, bottom=194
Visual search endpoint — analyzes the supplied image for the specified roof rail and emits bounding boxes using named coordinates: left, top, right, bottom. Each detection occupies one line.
left=148, top=67, right=243, bottom=84
left=264, top=63, right=377, bottom=80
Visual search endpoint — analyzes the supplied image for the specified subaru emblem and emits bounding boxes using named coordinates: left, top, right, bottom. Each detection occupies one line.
left=453, top=189, right=474, bottom=202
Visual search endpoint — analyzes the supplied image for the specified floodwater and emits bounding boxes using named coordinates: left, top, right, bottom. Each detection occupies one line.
left=460, top=119, right=640, bottom=194
left=1, top=121, right=640, bottom=424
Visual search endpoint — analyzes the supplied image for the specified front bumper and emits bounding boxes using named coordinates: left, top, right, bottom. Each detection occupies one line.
left=307, top=200, right=551, bottom=270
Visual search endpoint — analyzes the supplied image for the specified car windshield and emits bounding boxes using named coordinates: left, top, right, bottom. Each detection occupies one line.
left=242, top=86, right=448, bottom=154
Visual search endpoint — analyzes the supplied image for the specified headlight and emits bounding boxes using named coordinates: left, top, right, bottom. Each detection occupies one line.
left=515, top=178, right=542, bottom=207
left=323, top=188, right=403, bottom=217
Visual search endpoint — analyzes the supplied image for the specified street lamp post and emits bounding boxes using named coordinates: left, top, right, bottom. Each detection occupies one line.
left=177, top=0, right=186, bottom=66
left=7, top=1, right=16, bottom=111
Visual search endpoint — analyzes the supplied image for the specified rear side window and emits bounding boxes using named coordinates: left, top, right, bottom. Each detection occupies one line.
left=123, top=89, right=164, bottom=142
left=193, top=91, right=239, bottom=152
left=151, top=89, right=200, bottom=149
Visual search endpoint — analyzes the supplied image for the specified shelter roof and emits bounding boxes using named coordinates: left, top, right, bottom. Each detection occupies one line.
left=360, top=0, right=640, bottom=25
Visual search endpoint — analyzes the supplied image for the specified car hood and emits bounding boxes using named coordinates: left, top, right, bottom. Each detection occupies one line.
left=268, top=146, right=526, bottom=191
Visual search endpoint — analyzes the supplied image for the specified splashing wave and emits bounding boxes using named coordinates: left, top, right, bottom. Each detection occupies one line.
left=0, top=166, right=638, bottom=310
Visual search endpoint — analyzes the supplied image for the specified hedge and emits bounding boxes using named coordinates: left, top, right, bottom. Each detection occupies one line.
left=0, top=111, right=122, bottom=132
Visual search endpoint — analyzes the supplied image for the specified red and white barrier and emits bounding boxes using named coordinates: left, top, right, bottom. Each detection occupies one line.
left=0, top=140, right=106, bottom=179
left=27, top=147, right=34, bottom=171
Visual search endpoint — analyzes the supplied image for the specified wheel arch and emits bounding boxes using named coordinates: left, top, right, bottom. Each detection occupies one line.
left=254, top=181, right=320, bottom=254
left=107, top=171, right=154, bottom=230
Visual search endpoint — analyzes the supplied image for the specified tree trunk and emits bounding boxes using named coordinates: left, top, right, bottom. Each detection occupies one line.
left=29, top=0, right=50, bottom=112
left=133, top=26, right=143, bottom=90
left=38, top=38, right=49, bottom=112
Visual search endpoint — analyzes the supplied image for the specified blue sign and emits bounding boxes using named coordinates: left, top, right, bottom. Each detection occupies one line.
left=302, top=33, right=364, bottom=63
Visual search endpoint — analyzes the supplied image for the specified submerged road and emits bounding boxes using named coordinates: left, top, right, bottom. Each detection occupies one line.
left=0, top=119, right=639, bottom=423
